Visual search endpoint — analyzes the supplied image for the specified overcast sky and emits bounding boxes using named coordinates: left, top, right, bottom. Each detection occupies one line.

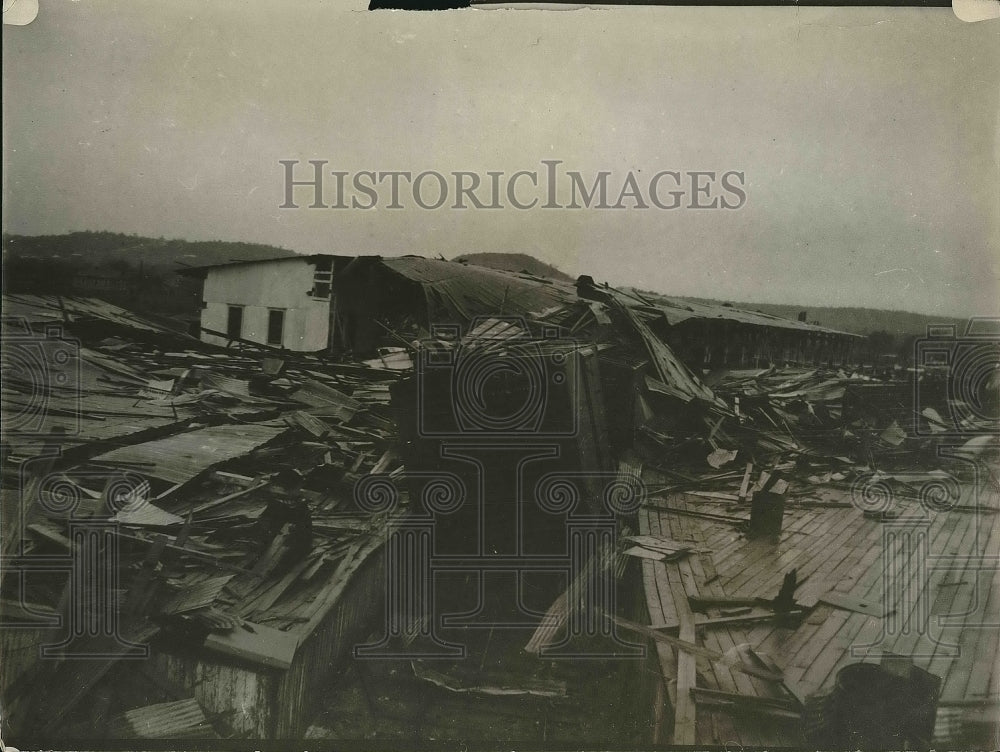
left=3, top=1, right=998, bottom=317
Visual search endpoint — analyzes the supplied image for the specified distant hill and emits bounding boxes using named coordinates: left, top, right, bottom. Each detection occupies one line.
left=2, top=232, right=298, bottom=319
left=448, top=255, right=967, bottom=339
left=673, top=297, right=969, bottom=339
left=2, top=234, right=974, bottom=341
left=3, top=231, right=296, bottom=271
left=453, top=252, right=575, bottom=283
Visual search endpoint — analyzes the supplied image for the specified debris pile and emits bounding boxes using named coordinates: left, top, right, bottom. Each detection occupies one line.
left=1, top=294, right=408, bottom=739
left=2, top=275, right=997, bottom=748
left=384, top=279, right=999, bottom=749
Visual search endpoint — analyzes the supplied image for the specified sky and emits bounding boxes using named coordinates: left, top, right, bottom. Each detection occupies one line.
left=3, top=1, right=998, bottom=317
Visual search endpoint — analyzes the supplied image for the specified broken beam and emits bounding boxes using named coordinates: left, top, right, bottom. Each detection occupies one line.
left=611, top=615, right=783, bottom=682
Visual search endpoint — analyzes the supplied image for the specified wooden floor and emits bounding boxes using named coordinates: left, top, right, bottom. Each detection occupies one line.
left=638, top=475, right=1000, bottom=747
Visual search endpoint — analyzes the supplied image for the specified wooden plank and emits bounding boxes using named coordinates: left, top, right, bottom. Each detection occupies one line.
left=202, top=620, right=300, bottom=670
left=285, top=409, right=332, bottom=439
left=891, top=503, right=973, bottom=683
left=690, top=686, right=800, bottom=711
left=651, top=670, right=668, bottom=744
left=664, top=515, right=699, bottom=745
left=622, top=534, right=693, bottom=553
left=524, top=542, right=617, bottom=654
left=242, top=557, right=313, bottom=617
left=712, top=508, right=815, bottom=585
left=725, top=506, right=850, bottom=599
left=639, top=514, right=669, bottom=624
left=623, top=546, right=668, bottom=561
left=746, top=507, right=871, bottom=600
left=643, top=507, right=682, bottom=723
left=793, top=527, right=912, bottom=698
left=612, top=616, right=783, bottom=682
left=697, top=610, right=803, bottom=629
left=672, top=593, right=698, bottom=745
left=792, top=516, right=881, bottom=608
left=668, top=510, right=764, bottom=706
left=685, top=524, right=744, bottom=706
left=949, top=565, right=999, bottom=700
left=854, top=494, right=966, bottom=673
left=943, top=510, right=1000, bottom=700
left=819, top=591, right=892, bottom=618
left=738, top=462, right=753, bottom=501
left=645, top=500, right=747, bottom=527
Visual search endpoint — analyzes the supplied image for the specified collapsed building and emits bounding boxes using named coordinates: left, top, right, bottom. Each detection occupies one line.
left=1, top=260, right=997, bottom=747
left=179, top=254, right=860, bottom=368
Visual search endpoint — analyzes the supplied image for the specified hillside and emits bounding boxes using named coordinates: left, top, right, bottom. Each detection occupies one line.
left=673, top=297, right=969, bottom=339
left=1, top=235, right=973, bottom=340
left=3, top=231, right=296, bottom=270
left=450, top=252, right=967, bottom=338
left=453, top=252, right=575, bottom=283
left=2, top=232, right=297, bottom=319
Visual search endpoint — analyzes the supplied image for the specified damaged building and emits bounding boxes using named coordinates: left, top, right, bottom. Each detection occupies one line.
left=1, top=262, right=997, bottom=748
left=180, top=254, right=860, bottom=369
left=179, top=255, right=574, bottom=356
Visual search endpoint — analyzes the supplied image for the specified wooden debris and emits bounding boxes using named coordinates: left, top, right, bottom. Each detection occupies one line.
left=623, top=545, right=668, bottom=561
left=738, top=462, right=753, bottom=500
left=285, top=409, right=332, bottom=439
left=819, top=591, right=893, bottom=618
left=611, top=616, right=784, bottom=682
left=202, top=621, right=301, bottom=670
left=160, top=575, right=234, bottom=615
left=673, top=588, right=698, bottom=745
left=411, top=661, right=567, bottom=698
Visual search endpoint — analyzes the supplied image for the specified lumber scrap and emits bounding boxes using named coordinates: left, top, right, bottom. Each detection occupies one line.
left=202, top=620, right=300, bottom=670
left=524, top=544, right=618, bottom=655
left=672, top=587, right=698, bottom=745
left=612, top=616, right=784, bottom=683
left=285, top=409, right=332, bottom=439
left=411, top=661, right=567, bottom=698
left=738, top=462, right=753, bottom=500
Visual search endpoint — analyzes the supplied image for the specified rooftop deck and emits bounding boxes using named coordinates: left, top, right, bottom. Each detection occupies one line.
left=638, top=479, right=999, bottom=747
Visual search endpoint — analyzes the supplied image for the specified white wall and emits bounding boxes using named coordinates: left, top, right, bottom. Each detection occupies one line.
left=200, top=258, right=330, bottom=351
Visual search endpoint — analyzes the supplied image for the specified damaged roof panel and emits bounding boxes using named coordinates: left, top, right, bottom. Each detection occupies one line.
left=379, top=256, right=577, bottom=322
left=89, top=422, right=287, bottom=486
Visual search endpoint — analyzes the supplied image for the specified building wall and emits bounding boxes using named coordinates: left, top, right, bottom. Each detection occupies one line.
left=200, top=259, right=330, bottom=351
left=665, top=320, right=860, bottom=370
left=144, top=538, right=386, bottom=738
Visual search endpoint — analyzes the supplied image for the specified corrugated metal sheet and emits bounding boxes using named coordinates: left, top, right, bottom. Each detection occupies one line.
left=107, top=698, right=213, bottom=739
left=112, top=498, right=185, bottom=527
left=1, top=294, right=178, bottom=334
left=160, top=575, right=234, bottom=615
left=149, top=651, right=275, bottom=737
left=290, top=379, right=362, bottom=421
left=90, top=423, right=286, bottom=485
